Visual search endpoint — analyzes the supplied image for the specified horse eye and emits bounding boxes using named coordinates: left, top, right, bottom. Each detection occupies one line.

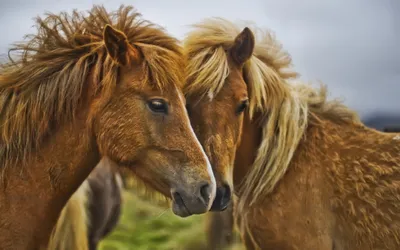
left=147, top=99, right=168, bottom=114
left=236, top=99, right=249, bottom=115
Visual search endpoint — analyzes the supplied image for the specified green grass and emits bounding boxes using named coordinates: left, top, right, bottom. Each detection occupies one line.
left=99, top=189, right=244, bottom=250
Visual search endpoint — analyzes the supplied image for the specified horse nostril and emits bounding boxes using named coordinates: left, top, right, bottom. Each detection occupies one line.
left=172, top=191, right=185, bottom=208
left=199, top=183, right=212, bottom=205
left=210, top=184, right=232, bottom=211
left=221, top=184, right=231, bottom=207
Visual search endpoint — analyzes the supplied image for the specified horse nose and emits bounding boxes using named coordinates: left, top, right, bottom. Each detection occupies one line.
left=171, top=181, right=214, bottom=217
left=210, top=184, right=232, bottom=211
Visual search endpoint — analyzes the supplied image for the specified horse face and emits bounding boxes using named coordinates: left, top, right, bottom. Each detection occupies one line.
left=95, top=25, right=216, bottom=217
left=186, top=28, right=255, bottom=211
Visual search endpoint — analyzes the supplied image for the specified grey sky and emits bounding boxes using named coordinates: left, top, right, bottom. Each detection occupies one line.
left=0, top=0, right=398, bottom=118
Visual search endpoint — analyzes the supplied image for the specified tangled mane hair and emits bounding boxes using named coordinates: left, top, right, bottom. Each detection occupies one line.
left=0, top=5, right=183, bottom=170
left=183, top=18, right=361, bottom=211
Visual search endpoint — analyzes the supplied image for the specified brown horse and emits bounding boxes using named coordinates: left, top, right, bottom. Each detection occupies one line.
left=184, top=18, right=400, bottom=249
left=48, top=157, right=123, bottom=250
left=0, top=6, right=217, bottom=249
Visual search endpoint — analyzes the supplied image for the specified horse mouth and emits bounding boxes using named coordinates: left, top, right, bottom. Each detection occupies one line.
left=212, top=202, right=229, bottom=211
left=172, top=192, right=192, bottom=217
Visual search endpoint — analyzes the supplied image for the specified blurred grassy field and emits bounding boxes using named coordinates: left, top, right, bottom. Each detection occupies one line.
left=98, top=186, right=245, bottom=250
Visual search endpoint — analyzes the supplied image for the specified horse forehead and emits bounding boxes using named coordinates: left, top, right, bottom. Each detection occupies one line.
left=229, top=73, right=248, bottom=93
left=215, top=82, right=248, bottom=103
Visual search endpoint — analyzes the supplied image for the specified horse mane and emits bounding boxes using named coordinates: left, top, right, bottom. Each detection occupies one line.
left=48, top=179, right=91, bottom=250
left=183, top=18, right=361, bottom=210
left=0, top=5, right=183, bottom=169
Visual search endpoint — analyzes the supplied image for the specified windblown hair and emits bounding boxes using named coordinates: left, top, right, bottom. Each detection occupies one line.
left=183, top=18, right=361, bottom=211
left=0, top=5, right=183, bottom=169
left=48, top=180, right=91, bottom=250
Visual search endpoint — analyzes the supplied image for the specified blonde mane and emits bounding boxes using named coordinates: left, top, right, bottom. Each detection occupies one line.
left=183, top=18, right=361, bottom=211
left=0, top=5, right=183, bottom=169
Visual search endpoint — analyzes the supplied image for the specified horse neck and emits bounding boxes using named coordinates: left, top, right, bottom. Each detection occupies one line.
left=233, top=112, right=263, bottom=194
left=0, top=115, right=100, bottom=249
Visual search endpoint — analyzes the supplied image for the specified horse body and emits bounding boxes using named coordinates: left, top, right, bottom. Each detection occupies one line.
left=236, top=117, right=400, bottom=249
left=0, top=5, right=216, bottom=249
left=184, top=18, right=400, bottom=250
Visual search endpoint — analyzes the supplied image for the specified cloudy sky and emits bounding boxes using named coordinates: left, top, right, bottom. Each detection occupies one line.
left=0, top=0, right=398, bottom=118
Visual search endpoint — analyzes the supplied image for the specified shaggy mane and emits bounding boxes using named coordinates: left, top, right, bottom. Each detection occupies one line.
left=0, top=5, right=183, bottom=169
left=183, top=18, right=361, bottom=210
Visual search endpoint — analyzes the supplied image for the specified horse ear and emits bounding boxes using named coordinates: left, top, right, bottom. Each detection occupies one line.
left=230, top=27, right=255, bottom=66
left=103, top=24, right=141, bottom=66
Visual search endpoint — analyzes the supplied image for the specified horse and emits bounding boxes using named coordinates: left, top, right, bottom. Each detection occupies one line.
left=183, top=18, right=400, bottom=249
left=0, top=5, right=217, bottom=249
left=48, top=157, right=123, bottom=250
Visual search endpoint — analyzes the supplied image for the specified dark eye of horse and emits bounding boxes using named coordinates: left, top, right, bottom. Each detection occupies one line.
left=236, top=99, right=249, bottom=115
left=147, top=99, right=168, bottom=114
